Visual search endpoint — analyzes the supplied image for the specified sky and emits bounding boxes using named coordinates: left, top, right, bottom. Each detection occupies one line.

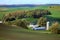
left=0, top=0, right=60, bottom=5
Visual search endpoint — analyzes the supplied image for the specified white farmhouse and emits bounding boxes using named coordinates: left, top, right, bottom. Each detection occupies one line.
left=28, top=21, right=50, bottom=30
left=0, top=21, right=2, bottom=23
left=28, top=23, right=39, bottom=28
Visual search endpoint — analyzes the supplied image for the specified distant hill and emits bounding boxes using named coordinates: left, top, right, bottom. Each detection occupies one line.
left=45, top=4, right=60, bottom=6
left=0, top=4, right=60, bottom=8
left=0, top=4, right=37, bottom=8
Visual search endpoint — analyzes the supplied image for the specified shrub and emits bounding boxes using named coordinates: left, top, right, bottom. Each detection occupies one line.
left=37, top=17, right=47, bottom=27
left=32, top=9, right=51, bottom=18
left=49, top=22, right=60, bottom=34
left=16, top=19, right=29, bottom=29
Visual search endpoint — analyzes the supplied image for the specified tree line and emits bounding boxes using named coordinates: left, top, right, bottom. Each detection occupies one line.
left=3, top=9, right=51, bottom=22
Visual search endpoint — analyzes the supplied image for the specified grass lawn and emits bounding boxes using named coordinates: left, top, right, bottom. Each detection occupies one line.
left=0, top=23, right=60, bottom=40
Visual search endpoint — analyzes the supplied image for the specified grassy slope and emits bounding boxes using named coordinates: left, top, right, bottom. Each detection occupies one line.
left=48, top=6, right=60, bottom=18
left=0, top=23, right=60, bottom=40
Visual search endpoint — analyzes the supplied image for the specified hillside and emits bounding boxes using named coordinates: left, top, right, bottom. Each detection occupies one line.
left=0, top=23, right=60, bottom=40
left=0, top=5, right=60, bottom=40
left=0, top=4, right=60, bottom=20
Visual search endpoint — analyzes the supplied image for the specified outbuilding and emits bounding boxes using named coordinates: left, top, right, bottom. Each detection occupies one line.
left=0, top=21, right=2, bottom=23
left=28, top=21, right=50, bottom=30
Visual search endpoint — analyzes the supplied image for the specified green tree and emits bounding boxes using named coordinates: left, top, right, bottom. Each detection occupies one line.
left=49, top=22, right=60, bottom=34
left=37, top=17, right=47, bottom=27
left=16, top=19, right=29, bottom=29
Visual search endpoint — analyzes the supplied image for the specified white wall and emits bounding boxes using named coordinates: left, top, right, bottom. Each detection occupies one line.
left=0, top=21, right=2, bottom=23
left=46, top=21, right=49, bottom=30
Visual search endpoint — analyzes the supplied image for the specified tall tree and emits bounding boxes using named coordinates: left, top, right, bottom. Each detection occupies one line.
left=37, top=17, right=47, bottom=27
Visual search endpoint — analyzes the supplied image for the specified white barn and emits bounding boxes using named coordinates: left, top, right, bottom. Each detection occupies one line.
left=28, top=21, right=50, bottom=30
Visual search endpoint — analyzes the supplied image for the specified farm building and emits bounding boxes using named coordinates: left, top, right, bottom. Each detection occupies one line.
left=0, top=21, right=3, bottom=23
left=28, top=21, right=50, bottom=30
